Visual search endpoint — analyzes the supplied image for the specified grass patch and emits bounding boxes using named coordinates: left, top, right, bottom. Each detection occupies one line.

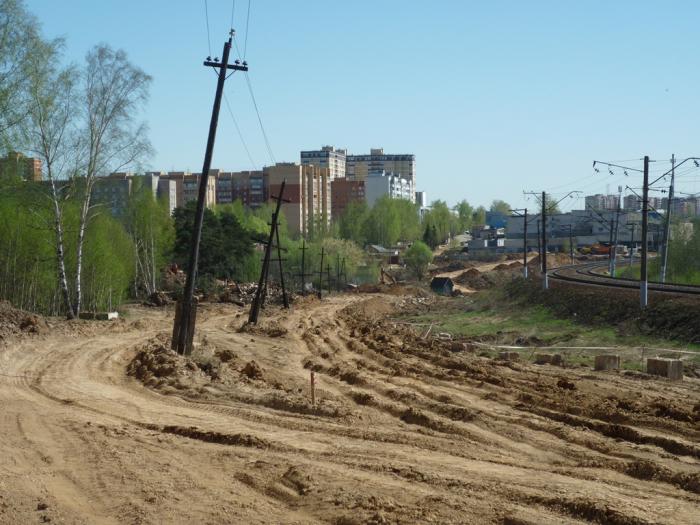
left=400, top=288, right=700, bottom=371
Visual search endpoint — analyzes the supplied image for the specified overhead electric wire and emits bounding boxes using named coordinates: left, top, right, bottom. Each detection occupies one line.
left=204, top=0, right=212, bottom=57
left=244, top=72, right=276, bottom=164
left=230, top=0, right=236, bottom=29
left=223, top=91, right=258, bottom=171
left=243, top=0, right=252, bottom=59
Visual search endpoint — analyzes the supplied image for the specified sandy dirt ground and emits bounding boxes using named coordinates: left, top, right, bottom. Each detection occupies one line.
left=0, top=294, right=699, bottom=525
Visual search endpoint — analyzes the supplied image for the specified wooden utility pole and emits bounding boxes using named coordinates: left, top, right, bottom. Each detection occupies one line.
left=172, top=32, right=248, bottom=355
left=249, top=181, right=287, bottom=324
left=275, top=224, right=289, bottom=309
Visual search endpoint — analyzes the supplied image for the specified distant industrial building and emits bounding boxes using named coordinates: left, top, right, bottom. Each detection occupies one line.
left=0, top=151, right=42, bottom=182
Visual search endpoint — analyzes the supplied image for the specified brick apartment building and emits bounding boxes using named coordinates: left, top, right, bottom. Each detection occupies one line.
left=0, top=151, right=42, bottom=181
left=265, top=162, right=330, bottom=236
left=330, top=178, right=365, bottom=220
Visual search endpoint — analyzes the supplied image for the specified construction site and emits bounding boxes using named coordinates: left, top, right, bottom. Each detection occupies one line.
left=1, top=252, right=699, bottom=525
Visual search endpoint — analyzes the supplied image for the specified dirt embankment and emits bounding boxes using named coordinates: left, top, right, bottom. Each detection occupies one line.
left=2, top=296, right=699, bottom=524
left=507, top=277, right=700, bottom=344
left=123, top=295, right=700, bottom=524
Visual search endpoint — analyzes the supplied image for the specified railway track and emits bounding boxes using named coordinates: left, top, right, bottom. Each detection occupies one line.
left=548, top=260, right=700, bottom=295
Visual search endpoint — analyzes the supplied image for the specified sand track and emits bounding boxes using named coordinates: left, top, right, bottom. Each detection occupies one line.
left=0, top=296, right=698, bottom=524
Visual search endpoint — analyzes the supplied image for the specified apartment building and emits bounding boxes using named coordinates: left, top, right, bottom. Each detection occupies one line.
left=0, top=151, right=42, bottom=181
left=585, top=193, right=619, bottom=211
left=94, top=172, right=177, bottom=217
left=330, top=178, right=365, bottom=220
left=300, top=145, right=346, bottom=180
left=346, top=148, right=415, bottom=188
left=265, top=163, right=330, bottom=236
left=158, top=171, right=217, bottom=209
left=364, top=170, right=414, bottom=208
left=214, top=170, right=266, bottom=207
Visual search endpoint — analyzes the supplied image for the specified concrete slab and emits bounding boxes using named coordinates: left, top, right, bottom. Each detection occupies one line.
left=646, top=358, right=683, bottom=381
left=78, top=312, right=119, bottom=321
left=594, top=354, right=620, bottom=371
left=534, top=353, right=552, bottom=365
left=499, top=352, right=520, bottom=361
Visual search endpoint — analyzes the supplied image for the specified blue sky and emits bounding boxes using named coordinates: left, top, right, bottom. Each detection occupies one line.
left=25, top=0, right=700, bottom=211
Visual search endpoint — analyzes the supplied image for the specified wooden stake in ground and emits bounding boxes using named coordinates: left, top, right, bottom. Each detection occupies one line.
left=310, top=371, right=316, bottom=406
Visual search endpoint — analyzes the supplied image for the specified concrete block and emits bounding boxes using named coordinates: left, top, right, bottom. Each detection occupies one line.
left=550, top=354, right=564, bottom=366
left=594, top=354, right=620, bottom=371
left=499, top=351, right=520, bottom=361
left=646, top=358, right=683, bottom=381
left=78, top=311, right=119, bottom=321
left=534, top=353, right=552, bottom=365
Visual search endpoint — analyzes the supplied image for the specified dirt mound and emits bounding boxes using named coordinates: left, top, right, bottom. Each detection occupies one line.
left=242, top=360, right=264, bottom=380
left=143, top=291, right=171, bottom=307
left=237, top=320, right=288, bottom=338
left=454, top=268, right=499, bottom=289
left=0, top=300, right=49, bottom=340
left=127, top=336, right=208, bottom=390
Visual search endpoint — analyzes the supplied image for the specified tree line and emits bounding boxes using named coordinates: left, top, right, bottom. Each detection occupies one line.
left=0, top=0, right=151, bottom=316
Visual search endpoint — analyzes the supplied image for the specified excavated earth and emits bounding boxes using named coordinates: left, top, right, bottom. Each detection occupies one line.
left=0, top=293, right=698, bottom=524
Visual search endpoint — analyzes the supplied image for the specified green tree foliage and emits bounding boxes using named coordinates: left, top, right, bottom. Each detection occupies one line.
left=423, top=223, right=439, bottom=249
left=489, top=199, right=511, bottom=215
left=286, top=237, right=377, bottom=289
left=363, top=195, right=401, bottom=246
left=455, top=200, right=473, bottom=232
left=404, top=240, right=433, bottom=280
left=422, top=200, right=454, bottom=245
left=338, top=197, right=421, bottom=247
left=337, top=201, right=369, bottom=245
left=124, top=178, right=174, bottom=297
left=0, top=179, right=134, bottom=314
left=0, top=0, right=49, bottom=145
left=173, top=202, right=255, bottom=283
left=472, top=205, right=487, bottom=226
left=545, top=194, right=562, bottom=214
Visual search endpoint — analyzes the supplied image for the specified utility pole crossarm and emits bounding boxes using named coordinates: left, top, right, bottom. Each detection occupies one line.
left=203, top=60, right=248, bottom=71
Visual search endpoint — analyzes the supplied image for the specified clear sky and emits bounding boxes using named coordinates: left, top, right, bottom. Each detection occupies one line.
left=25, top=0, right=700, bottom=211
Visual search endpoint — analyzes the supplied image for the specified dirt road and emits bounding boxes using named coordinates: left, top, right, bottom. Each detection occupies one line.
left=0, top=295, right=698, bottom=524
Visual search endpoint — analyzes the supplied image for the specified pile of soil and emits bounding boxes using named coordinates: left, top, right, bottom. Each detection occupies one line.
left=237, top=319, right=288, bottom=338
left=128, top=334, right=350, bottom=418
left=143, top=291, right=171, bottom=307
left=0, top=300, right=48, bottom=340
left=454, top=267, right=522, bottom=290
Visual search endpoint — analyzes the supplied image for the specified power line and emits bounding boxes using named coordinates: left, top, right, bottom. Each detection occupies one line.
left=245, top=72, right=276, bottom=164
left=230, top=0, right=236, bottom=29
left=204, top=0, right=212, bottom=57
left=244, top=0, right=252, bottom=58
left=223, top=91, right=257, bottom=170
